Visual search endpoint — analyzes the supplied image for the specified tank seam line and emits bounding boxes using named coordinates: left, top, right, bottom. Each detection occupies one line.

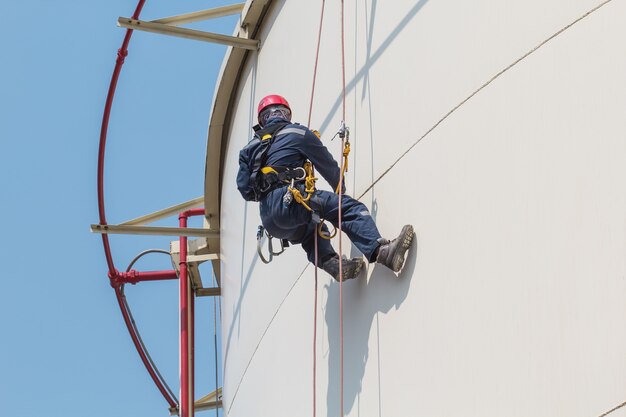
left=358, top=0, right=614, bottom=200
left=226, top=263, right=311, bottom=414
left=598, top=400, right=626, bottom=417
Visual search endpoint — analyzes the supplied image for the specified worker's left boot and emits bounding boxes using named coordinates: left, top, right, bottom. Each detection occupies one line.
left=376, top=225, right=414, bottom=272
left=321, top=254, right=365, bottom=281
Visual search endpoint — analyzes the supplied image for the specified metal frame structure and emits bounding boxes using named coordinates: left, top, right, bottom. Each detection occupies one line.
left=118, top=18, right=259, bottom=50
left=203, top=0, right=273, bottom=232
left=117, top=2, right=259, bottom=50
left=95, top=2, right=265, bottom=416
left=91, top=223, right=217, bottom=237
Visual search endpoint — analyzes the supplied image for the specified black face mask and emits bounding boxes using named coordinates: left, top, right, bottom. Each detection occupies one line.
left=259, top=106, right=291, bottom=127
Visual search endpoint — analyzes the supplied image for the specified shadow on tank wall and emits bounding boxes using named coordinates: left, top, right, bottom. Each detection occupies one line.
left=321, top=1, right=427, bottom=411
left=223, top=55, right=259, bottom=371
left=318, top=0, right=430, bottom=134
left=324, top=238, right=418, bottom=416
left=224, top=0, right=428, bottom=410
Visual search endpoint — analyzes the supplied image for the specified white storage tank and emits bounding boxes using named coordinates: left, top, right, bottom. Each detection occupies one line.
left=205, top=1, right=626, bottom=415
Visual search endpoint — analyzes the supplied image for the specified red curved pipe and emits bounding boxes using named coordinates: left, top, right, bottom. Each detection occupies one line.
left=97, top=0, right=178, bottom=410
left=115, top=287, right=178, bottom=408
left=98, top=0, right=146, bottom=273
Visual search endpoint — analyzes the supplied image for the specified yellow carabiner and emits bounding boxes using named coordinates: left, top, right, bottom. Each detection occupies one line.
left=317, top=220, right=337, bottom=240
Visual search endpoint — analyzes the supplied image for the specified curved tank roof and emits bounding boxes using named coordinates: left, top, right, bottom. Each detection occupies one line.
left=206, top=0, right=626, bottom=415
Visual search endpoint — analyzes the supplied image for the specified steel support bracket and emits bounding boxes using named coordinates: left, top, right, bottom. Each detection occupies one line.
left=117, top=17, right=260, bottom=50
left=152, top=3, right=245, bottom=26
left=120, top=196, right=204, bottom=227
left=170, top=239, right=218, bottom=290
left=196, top=287, right=221, bottom=297
left=91, top=224, right=218, bottom=238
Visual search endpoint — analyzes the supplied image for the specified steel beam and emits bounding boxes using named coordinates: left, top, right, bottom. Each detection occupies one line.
left=152, top=3, right=245, bottom=26
left=196, top=287, right=221, bottom=297
left=121, top=197, right=204, bottom=226
left=170, top=399, right=222, bottom=415
left=91, top=224, right=218, bottom=238
left=186, top=254, right=219, bottom=263
left=118, top=17, right=259, bottom=50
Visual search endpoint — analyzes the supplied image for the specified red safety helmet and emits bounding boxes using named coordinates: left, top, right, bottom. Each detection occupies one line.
left=257, top=94, right=291, bottom=125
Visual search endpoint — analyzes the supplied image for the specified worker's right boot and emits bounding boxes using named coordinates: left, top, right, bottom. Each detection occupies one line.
left=376, top=225, right=414, bottom=272
left=321, top=254, right=365, bottom=281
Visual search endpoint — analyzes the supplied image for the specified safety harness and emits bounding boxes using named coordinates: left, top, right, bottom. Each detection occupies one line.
left=246, top=122, right=314, bottom=261
left=262, top=162, right=317, bottom=211
left=254, top=125, right=350, bottom=258
left=245, top=121, right=291, bottom=201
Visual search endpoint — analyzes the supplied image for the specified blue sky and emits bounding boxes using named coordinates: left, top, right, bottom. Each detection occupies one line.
left=0, top=1, right=237, bottom=415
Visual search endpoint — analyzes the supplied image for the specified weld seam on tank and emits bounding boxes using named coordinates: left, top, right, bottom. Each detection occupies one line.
left=358, top=0, right=614, bottom=201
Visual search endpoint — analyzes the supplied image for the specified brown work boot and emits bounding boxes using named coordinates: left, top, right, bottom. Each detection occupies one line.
left=376, top=225, right=414, bottom=272
left=321, top=255, right=365, bottom=281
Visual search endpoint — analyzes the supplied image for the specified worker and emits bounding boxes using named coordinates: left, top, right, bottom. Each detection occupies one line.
left=237, top=94, right=414, bottom=281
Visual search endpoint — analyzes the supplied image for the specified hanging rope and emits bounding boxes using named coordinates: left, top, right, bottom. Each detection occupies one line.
left=308, top=1, right=326, bottom=129
left=307, top=2, right=349, bottom=416
left=338, top=1, right=347, bottom=416
left=307, top=1, right=326, bottom=416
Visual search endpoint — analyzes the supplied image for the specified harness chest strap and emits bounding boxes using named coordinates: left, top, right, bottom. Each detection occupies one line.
left=246, top=122, right=291, bottom=200
left=260, top=126, right=319, bottom=209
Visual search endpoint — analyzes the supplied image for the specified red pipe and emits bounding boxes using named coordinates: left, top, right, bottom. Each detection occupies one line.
left=181, top=208, right=206, bottom=218
left=98, top=0, right=146, bottom=274
left=111, top=269, right=179, bottom=287
left=179, top=214, right=190, bottom=417
left=179, top=208, right=205, bottom=417
left=115, top=287, right=177, bottom=408
left=96, top=0, right=180, bottom=410
left=190, top=274, right=196, bottom=417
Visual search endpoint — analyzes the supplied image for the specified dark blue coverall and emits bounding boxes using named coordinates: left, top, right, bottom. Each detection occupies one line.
left=237, top=119, right=382, bottom=264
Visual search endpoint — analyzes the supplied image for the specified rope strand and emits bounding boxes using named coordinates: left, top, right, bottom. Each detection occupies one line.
left=308, top=0, right=326, bottom=128
left=313, top=241, right=318, bottom=417
left=308, top=2, right=326, bottom=416
left=338, top=1, right=347, bottom=416
left=307, top=2, right=348, bottom=416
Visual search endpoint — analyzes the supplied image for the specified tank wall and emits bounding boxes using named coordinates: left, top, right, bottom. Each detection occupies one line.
left=219, top=0, right=626, bottom=415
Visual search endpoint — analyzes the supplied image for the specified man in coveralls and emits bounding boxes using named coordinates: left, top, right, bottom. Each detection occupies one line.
left=237, top=95, right=414, bottom=281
